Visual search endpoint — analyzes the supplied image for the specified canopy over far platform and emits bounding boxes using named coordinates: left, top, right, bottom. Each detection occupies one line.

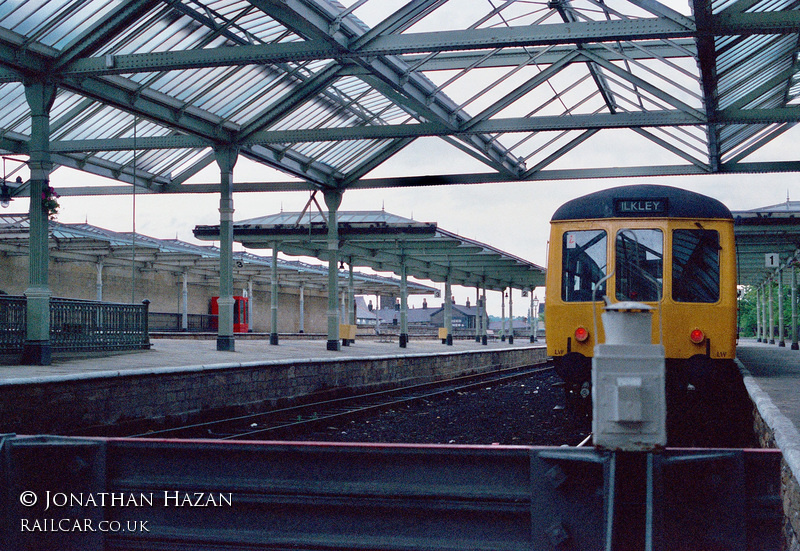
left=734, top=200, right=800, bottom=287
left=0, top=214, right=436, bottom=296
left=194, top=210, right=546, bottom=291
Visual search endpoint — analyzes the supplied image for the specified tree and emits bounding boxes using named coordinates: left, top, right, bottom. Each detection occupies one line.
left=739, top=278, right=797, bottom=340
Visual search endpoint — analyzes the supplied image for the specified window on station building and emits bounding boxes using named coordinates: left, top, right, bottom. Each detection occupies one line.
left=615, top=229, right=663, bottom=302
left=562, top=230, right=607, bottom=302
left=672, top=229, right=720, bottom=303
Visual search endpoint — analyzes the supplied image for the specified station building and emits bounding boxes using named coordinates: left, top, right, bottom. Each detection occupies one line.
left=0, top=214, right=435, bottom=335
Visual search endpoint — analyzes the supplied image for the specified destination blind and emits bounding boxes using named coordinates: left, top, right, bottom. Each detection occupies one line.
left=613, top=198, right=668, bottom=216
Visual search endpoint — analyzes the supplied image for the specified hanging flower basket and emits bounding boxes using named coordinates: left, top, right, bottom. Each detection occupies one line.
left=42, top=185, right=59, bottom=220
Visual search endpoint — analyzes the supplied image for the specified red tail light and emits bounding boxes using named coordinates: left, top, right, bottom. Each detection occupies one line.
left=575, top=326, right=590, bottom=342
left=690, top=329, right=705, bottom=344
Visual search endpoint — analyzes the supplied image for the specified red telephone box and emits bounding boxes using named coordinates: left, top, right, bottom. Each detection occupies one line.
left=210, top=296, right=249, bottom=333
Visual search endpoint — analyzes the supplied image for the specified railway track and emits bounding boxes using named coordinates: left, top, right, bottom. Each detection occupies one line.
left=130, top=362, right=555, bottom=441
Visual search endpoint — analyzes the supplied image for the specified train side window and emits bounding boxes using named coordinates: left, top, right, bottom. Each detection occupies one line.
left=562, top=230, right=607, bottom=302
left=616, top=229, right=663, bottom=302
left=672, top=229, right=720, bottom=303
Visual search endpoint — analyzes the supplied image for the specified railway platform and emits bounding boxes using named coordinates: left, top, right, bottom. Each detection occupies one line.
left=0, top=336, right=542, bottom=382
left=0, top=337, right=547, bottom=436
left=737, top=338, right=800, bottom=549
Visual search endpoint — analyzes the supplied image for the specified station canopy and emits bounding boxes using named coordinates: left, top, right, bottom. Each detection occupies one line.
left=0, top=214, right=437, bottom=296
left=0, top=0, right=797, bottom=201
left=733, top=201, right=800, bottom=287
left=194, top=210, right=546, bottom=291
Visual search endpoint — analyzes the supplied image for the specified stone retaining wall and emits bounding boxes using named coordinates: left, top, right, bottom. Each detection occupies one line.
left=0, top=346, right=547, bottom=435
left=739, top=360, right=800, bottom=551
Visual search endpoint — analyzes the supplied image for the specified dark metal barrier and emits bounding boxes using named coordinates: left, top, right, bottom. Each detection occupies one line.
left=148, top=312, right=215, bottom=333
left=0, top=436, right=782, bottom=550
left=0, top=295, right=26, bottom=353
left=0, top=296, right=150, bottom=354
left=50, top=298, right=150, bottom=352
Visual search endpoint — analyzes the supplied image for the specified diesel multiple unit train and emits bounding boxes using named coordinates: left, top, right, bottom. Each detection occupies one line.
left=545, top=185, right=738, bottom=401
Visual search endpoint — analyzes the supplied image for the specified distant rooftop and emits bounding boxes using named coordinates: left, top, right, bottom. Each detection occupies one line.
left=734, top=199, right=800, bottom=216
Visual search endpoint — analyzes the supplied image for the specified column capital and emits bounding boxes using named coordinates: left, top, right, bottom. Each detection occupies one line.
left=24, top=81, right=57, bottom=116
left=214, top=146, right=239, bottom=174
left=323, top=189, right=343, bottom=212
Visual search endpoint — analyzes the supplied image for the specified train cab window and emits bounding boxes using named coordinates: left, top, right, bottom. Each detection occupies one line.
left=562, top=230, right=607, bottom=302
left=672, top=229, right=720, bottom=303
left=615, top=229, right=663, bottom=302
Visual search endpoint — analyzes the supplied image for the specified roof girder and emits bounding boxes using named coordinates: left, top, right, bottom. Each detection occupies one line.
left=0, top=0, right=795, bottom=194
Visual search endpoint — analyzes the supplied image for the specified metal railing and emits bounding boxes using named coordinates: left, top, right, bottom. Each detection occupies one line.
left=0, top=295, right=150, bottom=354
left=148, top=312, right=216, bottom=332
left=0, top=295, right=26, bottom=353
left=50, top=297, right=150, bottom=351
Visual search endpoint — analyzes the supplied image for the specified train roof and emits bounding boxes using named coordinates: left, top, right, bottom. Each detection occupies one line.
left=551, top=185, right=733, bottom=221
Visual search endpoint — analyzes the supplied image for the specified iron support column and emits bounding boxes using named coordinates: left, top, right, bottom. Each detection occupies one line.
left=508, top=288, right=514, bottom=344
left=348, top=261, right=355, bottom=343
left=214, top=146, right=237, bottom=351
left=399, top=258, right=408, bottom=348
left=340, top=288, right=349, bottom=347
left=755, top=286, right=762, bottom=342
left=299, top=284, right=305, bottom=333
left=475, top=288, right=481, bottom=342
left=500, top=289, right=506, bottom=342
left=793, top=265, right=799, bottom=350
left=481, top=284, right=488, bottom=346
left=500, top=290, right=506, bottom=342
left=779, top=267, right=785, bottom=346
left=768, top=279, right=775, bottom=344
left=324, top=190, right=342, bottom=351
left=181, top=271, right=189, bottom=331
left=444, top=274, right=453, bottom=345
left=763, top=284, right=769, bottom=342
left=96, top=262, right=103, bottom=302
left=530, top=292, right=535, bottom=343
left=247, top=278, right=253, bottom=333
left=270, top=245, right=279, bottom=345
left=22, top=82, right=56, bottom=365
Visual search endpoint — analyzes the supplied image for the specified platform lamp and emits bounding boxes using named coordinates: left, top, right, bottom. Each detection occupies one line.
left=531, top=295, right=539, bottom=343
left=1, top=156, right=25, bottom=208
left=0, top=180, right=10, bottom=208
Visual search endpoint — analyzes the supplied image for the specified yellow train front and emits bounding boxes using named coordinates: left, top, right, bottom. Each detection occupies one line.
left=545, top=185, right=737, bottom=401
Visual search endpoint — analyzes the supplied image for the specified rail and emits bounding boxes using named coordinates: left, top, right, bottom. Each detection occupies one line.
left=125, top=362, right=553, bottom=440
left=0, top=295, right=150, bottom=354
left=0, top=435, right=782, bottom=551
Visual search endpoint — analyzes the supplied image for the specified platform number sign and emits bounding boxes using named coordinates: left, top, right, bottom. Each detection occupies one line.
left=766, top=253, right=780, bottom=268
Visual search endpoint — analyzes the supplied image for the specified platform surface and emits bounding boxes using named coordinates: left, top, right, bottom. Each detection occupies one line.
left=0, top=337, right=544, bottom=383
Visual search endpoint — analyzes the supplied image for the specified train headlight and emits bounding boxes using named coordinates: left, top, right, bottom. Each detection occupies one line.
left=689, top=328, right=705, bottom=344
left=574, top=326, right=590, bottom=342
